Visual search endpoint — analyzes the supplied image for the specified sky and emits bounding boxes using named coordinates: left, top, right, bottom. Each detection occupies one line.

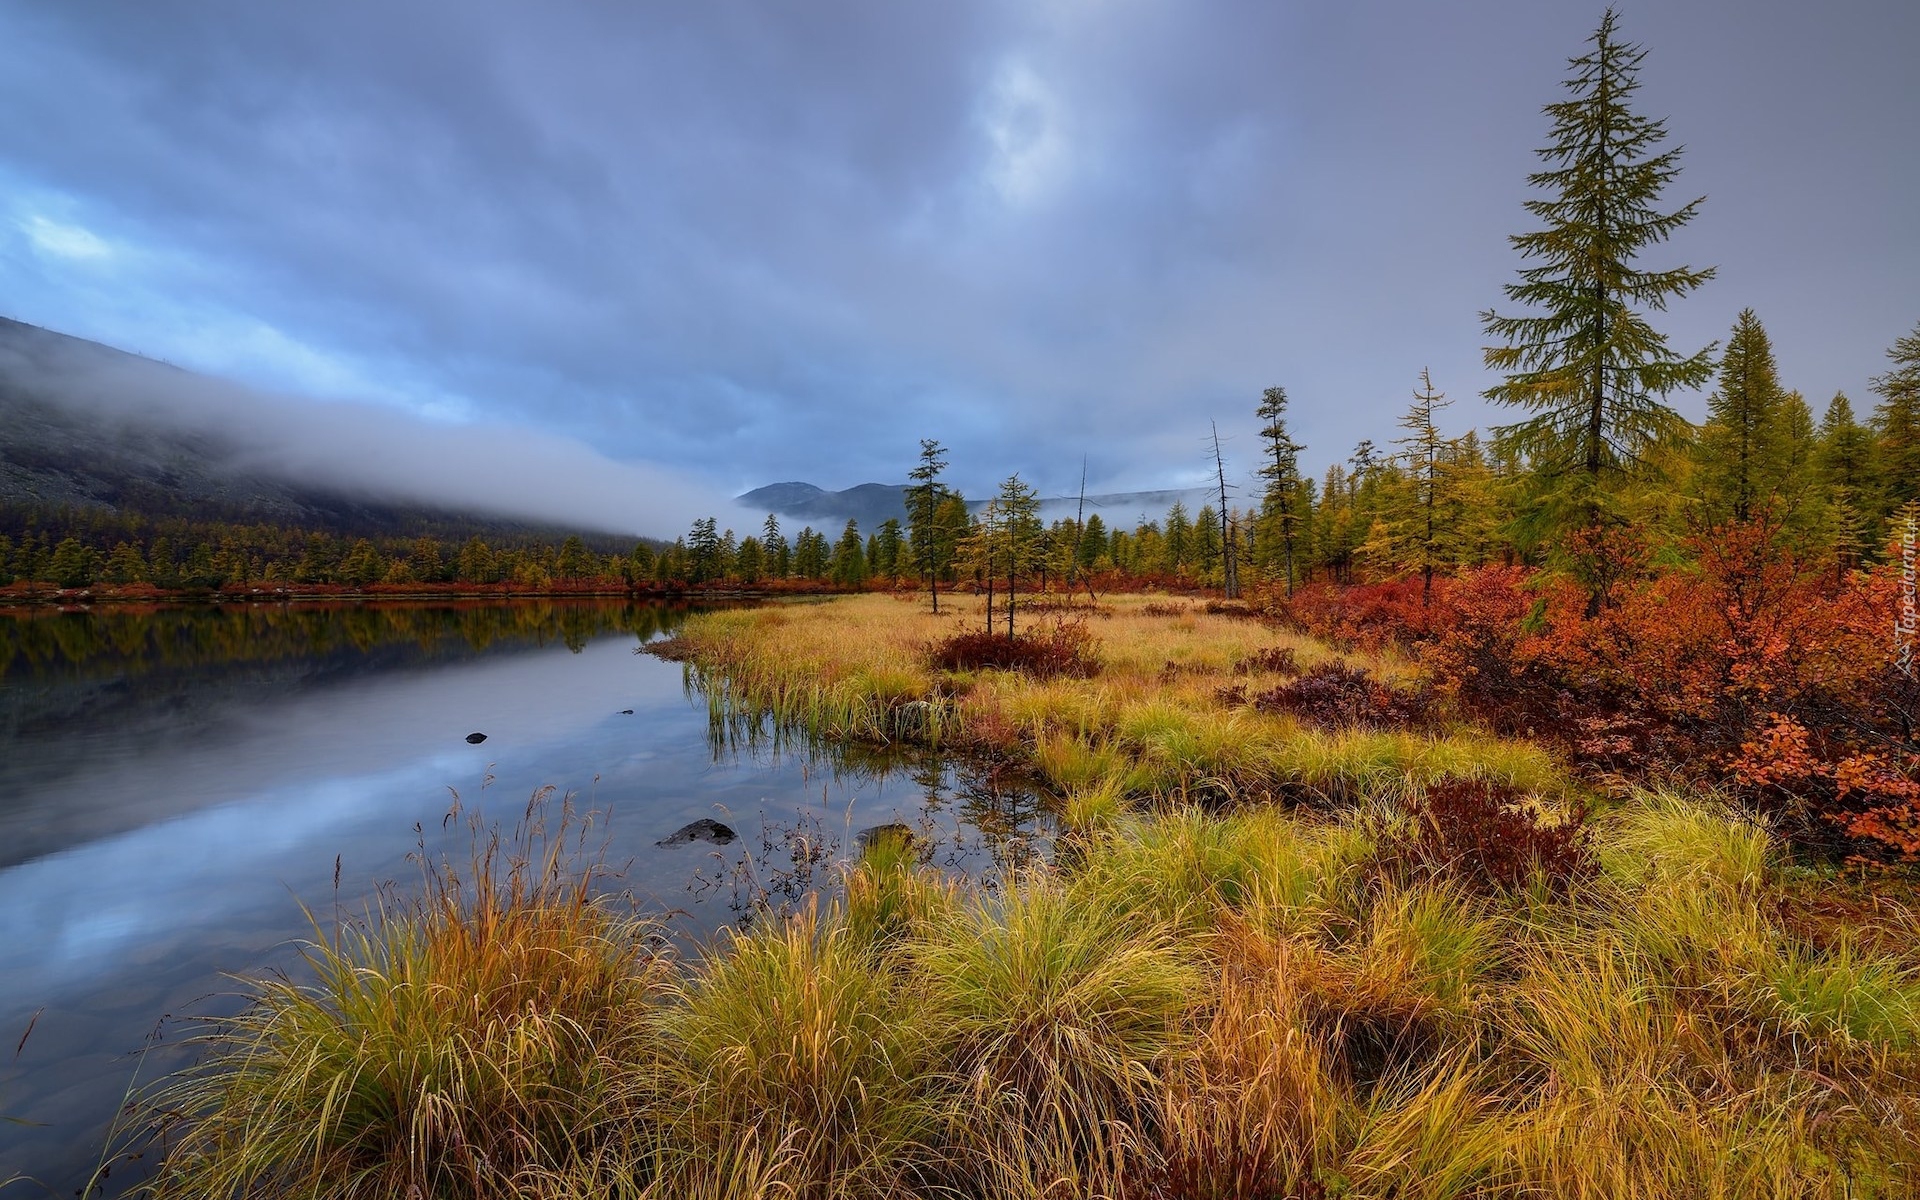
left=1, top=1, right=1915, bottom=536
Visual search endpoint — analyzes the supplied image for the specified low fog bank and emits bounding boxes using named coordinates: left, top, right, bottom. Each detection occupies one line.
left=0, top=322, right=754, bottom=539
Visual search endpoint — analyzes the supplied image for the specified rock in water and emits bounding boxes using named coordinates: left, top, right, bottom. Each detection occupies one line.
left=464, top=732, right=488, bottom=744
left=855, top=823, right=915, bottom=852
left=657, top=818, right=737, bottom=847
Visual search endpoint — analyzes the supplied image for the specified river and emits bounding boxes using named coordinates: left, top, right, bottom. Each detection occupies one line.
left=0, top=598, right=1048, bottom=1194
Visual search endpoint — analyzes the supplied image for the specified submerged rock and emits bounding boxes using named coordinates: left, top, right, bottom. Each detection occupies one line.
left=657, top=817, right=737, bottom=847
left=855, top=822, right=915, bottom=852
left=464, top=732, right=488, bottom=744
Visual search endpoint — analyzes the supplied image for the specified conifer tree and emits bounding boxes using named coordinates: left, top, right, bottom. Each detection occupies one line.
left=1192, top=504, right=1223, bottom=582
left=734, top=536, right=763, bottom=584
left=1375, top=369, right=1457, bottom=605
left=1482, top=10, right=1716, bottom=603
left=1694, top=309, right=1792, bottom=526
left=623, top=541, right=653, bottom=586
left=1255, top=385, right=1305, bottom=594
left=761, top=513, right=791, bottom=578
left=792, top=527, right=829, bottom=579
left=831, top=519, right=867, bottom=587
left=1164, top=501, right=1193, bottom=573
left=1817, top=393, right=1875, bottom=572
left=1872, top=319, right=1920, bottom=521
left=1079, top=513, right=1108, bottom=569
left=905, top=439, right=952, bottom=612
left=995, top=474, right=1042, bottom=635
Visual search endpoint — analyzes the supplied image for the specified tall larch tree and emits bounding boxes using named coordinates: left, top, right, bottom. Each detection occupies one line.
left=1375, top=369, right=1458, bottom=606
left=1481, top=10, right=1716, bottom=608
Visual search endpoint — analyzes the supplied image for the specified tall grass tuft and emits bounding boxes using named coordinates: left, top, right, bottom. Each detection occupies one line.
left=145, top=797, right=662, bottom=1200
left=914, top=875, right=1201, bottom=1191
left=655, top=901, right=937, bottom=1198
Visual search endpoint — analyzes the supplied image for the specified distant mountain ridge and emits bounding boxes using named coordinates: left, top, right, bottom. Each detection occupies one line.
left=0, top=317, right=635, bottom=546
left=737, top=479, right=1218, bottom=532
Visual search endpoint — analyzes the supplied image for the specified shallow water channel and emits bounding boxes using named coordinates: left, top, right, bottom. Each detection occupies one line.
left=0, top=599, right=1049, bottom=1194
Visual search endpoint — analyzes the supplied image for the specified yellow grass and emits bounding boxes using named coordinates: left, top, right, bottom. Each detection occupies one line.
left=143, top=593, right=1920, bottom=1198
left=665, top=592, right=1571, bottom=810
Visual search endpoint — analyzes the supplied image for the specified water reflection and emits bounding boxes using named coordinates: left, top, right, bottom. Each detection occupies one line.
left=0, top=600, right=1052, bottom=1195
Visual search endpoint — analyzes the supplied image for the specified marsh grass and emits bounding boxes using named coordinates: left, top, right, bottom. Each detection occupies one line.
left=655, top=901, right=939, bottom=1198
left=143, top=796, right=664, bottom=1200
left=142, top=595, right=1920, bottom=1197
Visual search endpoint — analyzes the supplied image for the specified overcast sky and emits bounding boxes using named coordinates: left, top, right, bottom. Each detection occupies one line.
left=1, top=1, right=1915, bottom=532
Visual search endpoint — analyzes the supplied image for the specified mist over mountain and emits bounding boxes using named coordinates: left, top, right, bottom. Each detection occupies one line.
left=0, top=317, right=742, bottom=540
left=737, top=479, right=1219, bottom=533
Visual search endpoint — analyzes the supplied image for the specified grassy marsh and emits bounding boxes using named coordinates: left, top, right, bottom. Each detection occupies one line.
left=137, top=593, right=1920, bottom=1198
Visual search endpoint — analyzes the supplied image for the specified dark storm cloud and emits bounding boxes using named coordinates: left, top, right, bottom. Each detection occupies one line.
left=1, top=0, right=1915, bottom=531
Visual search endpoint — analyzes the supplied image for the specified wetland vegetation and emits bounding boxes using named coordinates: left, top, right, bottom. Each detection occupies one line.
left=116, top=593, right=1920, bottom=1199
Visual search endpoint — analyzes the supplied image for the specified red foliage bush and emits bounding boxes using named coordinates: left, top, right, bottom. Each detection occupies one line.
left=1252, top=661, right=1434, bottom=731
left=1391, top=778, right=1591, bottom=895
left=928, top=620, right=1100, bottom=679
left=1264, top=577, right=1455, bottom=653
left=1233, top=646, right=1300, bottom=677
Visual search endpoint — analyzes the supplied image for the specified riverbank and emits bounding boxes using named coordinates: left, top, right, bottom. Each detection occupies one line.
left=0, top=577, right=848, bottom=608
left=132, top=593, right=1920, bottom=1198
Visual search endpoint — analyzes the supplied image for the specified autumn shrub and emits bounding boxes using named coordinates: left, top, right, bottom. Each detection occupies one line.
left=928, top=620, right=1100, bottom=679
left=1233, top=645, right=1300, bottom=676
left=1382, top=778, right=1591, bottom=896
left=1271, top=577, right=1450, bottom=652
left=1252, top=660, right=1434, bottom=731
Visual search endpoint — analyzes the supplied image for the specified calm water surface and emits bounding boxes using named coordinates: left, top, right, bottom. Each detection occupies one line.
left=0, top=600, right=1047, bottom=1194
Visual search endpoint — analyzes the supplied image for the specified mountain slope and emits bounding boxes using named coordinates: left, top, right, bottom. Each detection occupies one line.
left=0, top=317, right=630, bottom=542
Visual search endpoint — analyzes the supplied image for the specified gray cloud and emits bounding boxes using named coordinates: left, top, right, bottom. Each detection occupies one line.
left=1, top=0, right=1915, bottom=515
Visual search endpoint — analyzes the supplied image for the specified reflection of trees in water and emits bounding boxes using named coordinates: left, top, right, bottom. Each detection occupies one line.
left=0, top=599, right=702, bottom=681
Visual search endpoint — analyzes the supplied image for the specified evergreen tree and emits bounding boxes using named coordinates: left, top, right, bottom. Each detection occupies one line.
left=931, top=494, right=969, bottom=583
left=633, top=537, right=664, bottom=583
left=49, top=536, right=95, bottom=588
left=735, top=535, right=764, bottom=584
left=905, top=439, right=952, bottom=612
left=1376, top=369, right=1458, bottom=605
left=1693, top=309, right=1796, bottom=526
left=792, top=527, right=830, bottom=580
left=872, top=518, right=905, bottom=580
left=1481, top=10, right=1716, bottom=603
left=831, top=519, right=867, bottom=587
left=1872, top=318, right=1920, bottom=520
left=1192, top=504, right=1223, bottom=581
left=104, top=541, right=147, bottom=584
left=1255, top=385, right=1305, bottom=595
left=1817, top=393, right=1876, bottom=571
left=995, top=475, right=1042, bottom=635
left=761, top=513, right=791, bottom=578
left=1079, top=513, right=1109, bottom=568
left=457, top=537, right=499, bottom=583
left=1164, top=501, right=1192, bottom=572
left=684, top=519, right=721, bottom=583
